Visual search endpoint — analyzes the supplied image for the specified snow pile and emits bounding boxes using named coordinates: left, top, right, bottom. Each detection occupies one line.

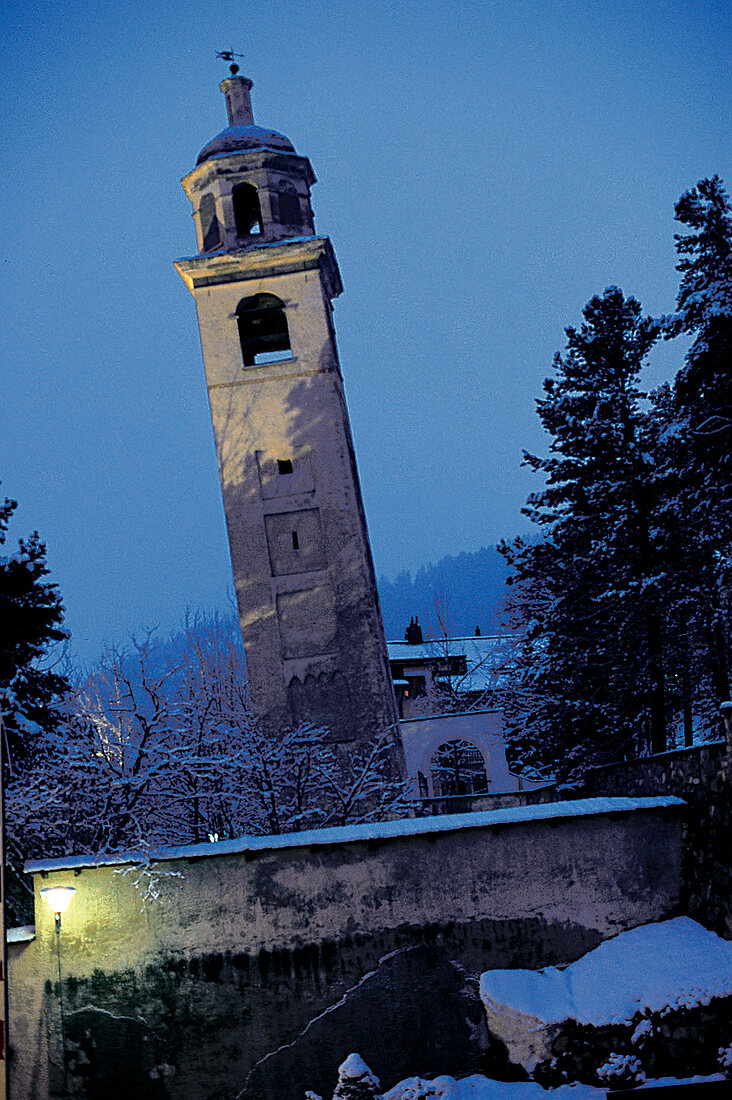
left=311, top=1054, right=724, bottom=1100
left=380, top=1072, right=723, bottom=1099
left=383, top=1077, right=601, bottom=1098
left=479, top=917, right=732, bottom=1076
left=481, top=916, right=732, bottom=1026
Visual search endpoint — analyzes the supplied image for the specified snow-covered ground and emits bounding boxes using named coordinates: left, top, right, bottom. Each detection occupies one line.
left=381, top=1073, right=724, bottom=1099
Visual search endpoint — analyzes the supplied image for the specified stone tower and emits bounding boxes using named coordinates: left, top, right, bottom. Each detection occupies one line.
left=176, top=73, right=403, bottom=767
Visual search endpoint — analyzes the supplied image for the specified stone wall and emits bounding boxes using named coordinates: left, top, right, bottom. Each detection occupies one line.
left=11, top=798, right=683, bottom=1100
left=581, top=740, right=732, bottom=936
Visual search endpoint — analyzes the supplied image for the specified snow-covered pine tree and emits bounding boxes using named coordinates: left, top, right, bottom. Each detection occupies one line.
left=500, top=288, right=668, bottom=776
left=0, top=492, right=68, bottom=766
left=0, top=490, right=69, bottom=921
left=661, top=176, right=732, bottom=722
left=330, top=1054, right=382, bottom=1100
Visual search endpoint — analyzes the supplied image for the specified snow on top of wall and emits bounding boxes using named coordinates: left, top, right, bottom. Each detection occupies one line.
left=480, top=917, right=732, bottom=1028
left=400, top=708, right=503, bottom=724
left=586, top=738, right=726, bottom=771
left=24, top=795, right=684, bottom=875
left=6, top=925, right=35, bottom=944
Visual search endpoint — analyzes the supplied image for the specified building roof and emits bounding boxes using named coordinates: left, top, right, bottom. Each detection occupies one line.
left=387, top=634, right=524, bottom=694
left=196, top=124, right=296, bottom=165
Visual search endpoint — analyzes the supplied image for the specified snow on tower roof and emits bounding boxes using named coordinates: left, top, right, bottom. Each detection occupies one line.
left=196, top=123, right=296, bottom=165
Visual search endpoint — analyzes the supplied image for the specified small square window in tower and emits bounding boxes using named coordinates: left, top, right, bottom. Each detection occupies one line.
left=236, top=293, right=291, bottom=366
left=233, top=182, right=262, bottom=236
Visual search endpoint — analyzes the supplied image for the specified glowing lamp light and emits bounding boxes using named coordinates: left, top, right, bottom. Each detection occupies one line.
left=41, top=886, right=76, bottom=928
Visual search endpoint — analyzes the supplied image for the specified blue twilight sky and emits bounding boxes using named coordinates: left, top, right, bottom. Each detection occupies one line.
left=0, top=0, right=729, bottom=662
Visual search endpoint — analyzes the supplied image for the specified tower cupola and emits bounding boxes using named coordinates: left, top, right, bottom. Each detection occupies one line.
left=181, top=74, right=316, bottom=254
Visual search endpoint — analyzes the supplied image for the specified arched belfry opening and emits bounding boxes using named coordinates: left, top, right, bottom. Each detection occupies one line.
left=431, top=740, right=489, bottom=797
left=236, top=293, right=291, bottom=366
left=233, top=182, right=263, bottom=237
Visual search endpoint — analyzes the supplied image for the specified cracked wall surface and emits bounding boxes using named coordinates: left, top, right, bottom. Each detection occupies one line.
left=10, top=801, right=684, bottom=1098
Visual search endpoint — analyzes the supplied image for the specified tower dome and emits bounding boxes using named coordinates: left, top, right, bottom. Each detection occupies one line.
left=196, top=123, right=296, bottom=165
left=182, top=73, right=316, bottom=253
left=196, top=74, right=296, bottom=165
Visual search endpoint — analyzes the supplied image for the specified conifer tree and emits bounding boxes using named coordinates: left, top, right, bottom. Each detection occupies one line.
left=662, top=176, right=732, bottom=717
left=331, top=1055, right=381, bottom=1100
left=500, top=288, right=665, bottom=775
left=0, top=492, right=68, bottom=766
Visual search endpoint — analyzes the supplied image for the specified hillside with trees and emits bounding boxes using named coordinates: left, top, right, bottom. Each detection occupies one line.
left=378, top=546, right=511, bottom=641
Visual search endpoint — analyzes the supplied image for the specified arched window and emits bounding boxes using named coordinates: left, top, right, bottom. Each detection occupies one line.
left=199, top=193, right=221, bottom=252
left=430, top=740, right=489, bottom=797
left=233, top=182, right=262, bottom=237
left=275, top=181, right=302, bottom=227
left=236, top=294, right=291, bottom=366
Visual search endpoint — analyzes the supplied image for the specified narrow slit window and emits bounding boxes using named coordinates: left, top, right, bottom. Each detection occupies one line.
left=236, top=293, right=291, bottom=366
left=199, top=193, right=221, bottom=252
left=233, top=182, right=262, bottom=237
left=276, top=181, right=302, bottom=227
left=278, top=459, right=293, bottom=475
left=291, top=531, right=300, bottom=550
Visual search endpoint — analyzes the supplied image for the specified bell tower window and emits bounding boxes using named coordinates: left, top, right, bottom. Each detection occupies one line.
left=199, top=193, right=221, bottom=252
left=236, top=293, right=291, bottom=366
left=275, top=181, right=303, bottom=227
left=233, top=182, right=262, bottom=237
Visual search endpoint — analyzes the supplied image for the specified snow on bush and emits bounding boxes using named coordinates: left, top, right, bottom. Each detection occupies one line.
left=630, top=1018, right=653, bottom=1046
left=596, top=1053, right=645, bottom=1089
left=332, top=1054, right=382, bottom=1099
left=718, top=1043, right=732, bottom=1076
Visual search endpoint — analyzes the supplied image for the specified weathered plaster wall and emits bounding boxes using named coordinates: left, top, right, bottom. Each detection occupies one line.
left=12, top=799, right=684, bottom=1100
left=7, top=936, right=47, bottom=1100
left=581, top=740, right=732, bottom=936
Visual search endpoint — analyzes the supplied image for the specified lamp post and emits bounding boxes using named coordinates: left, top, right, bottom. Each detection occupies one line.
left=41, top=886, right=75, bottom=1095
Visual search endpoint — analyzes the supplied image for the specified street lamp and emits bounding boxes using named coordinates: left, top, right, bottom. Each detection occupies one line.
left=41, top=886, right=75, bottom=1094
left=41, top=886, right=76, bottom=931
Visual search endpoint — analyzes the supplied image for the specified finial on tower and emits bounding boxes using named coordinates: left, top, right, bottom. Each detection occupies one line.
left=216, top=51, right=254, bottom=125
left=216, top=50, right=245, bottom=77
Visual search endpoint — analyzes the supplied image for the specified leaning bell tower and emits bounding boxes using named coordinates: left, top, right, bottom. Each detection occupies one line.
left=176, top=68, right=403, bottom=768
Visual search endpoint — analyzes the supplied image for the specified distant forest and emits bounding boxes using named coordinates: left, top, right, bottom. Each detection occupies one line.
left=377, top=546, right=511, bottom=641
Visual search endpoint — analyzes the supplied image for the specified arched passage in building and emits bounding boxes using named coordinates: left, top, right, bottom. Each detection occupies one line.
left=430, top=739, right=489, bottom=797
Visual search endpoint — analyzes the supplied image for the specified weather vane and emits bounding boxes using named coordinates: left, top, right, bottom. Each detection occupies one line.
left=216, top=50, right=246, bottom=76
